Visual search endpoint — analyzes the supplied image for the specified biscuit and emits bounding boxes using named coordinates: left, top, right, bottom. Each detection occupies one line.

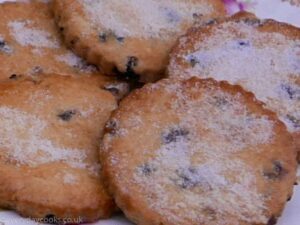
left=0, top=1, right=129, bottom=99
left=0, top=75, right=117, bottom=223
left=101, top=78, right=297, bottom=225
left=168, top=12, right=300, bottom=159
left=53, top=0, right=226, bottom=82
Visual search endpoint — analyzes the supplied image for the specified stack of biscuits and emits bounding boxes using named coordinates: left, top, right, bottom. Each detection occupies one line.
left=0, top=0, right=299, bottom=225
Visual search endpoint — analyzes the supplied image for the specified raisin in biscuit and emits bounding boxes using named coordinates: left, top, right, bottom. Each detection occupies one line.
left=53, top=0, right=226, bottom=83
left=0, top=74, right=117, bottom=223
left=101, top=78, right=297, bottom=225
left=0, top=1, right=128, bottom=98
left=168, top=12, right=300, bottom=159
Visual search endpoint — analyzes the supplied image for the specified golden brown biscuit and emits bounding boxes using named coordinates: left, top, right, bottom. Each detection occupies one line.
left=0, top=74, right=117, bottom=223
left=0, top=1, right=129, bottom=98
left=168, top=12, right=300, bottom=160
left=101, top=78, right=297, bottom=225
left=53, top=0, right=226, bottom=82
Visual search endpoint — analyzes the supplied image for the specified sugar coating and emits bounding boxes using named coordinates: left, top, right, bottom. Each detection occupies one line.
left=135, top=155, right=267, bottom=224
left=81, top=0, right=213, bottom=38
left=26, top=89, right=54, bottom=105
left=108, top=80, right=275, bottom=224
left=0, top=106, right=89, bottom=170
left=55, top=52, right=97, bottom=73
left=169, top=20, right=300, bottom=133
left=133, top=89, right=272, bottom=224
left=8, top=20, right=59, bottom=48
left=53, top=171, right=79, bottom=185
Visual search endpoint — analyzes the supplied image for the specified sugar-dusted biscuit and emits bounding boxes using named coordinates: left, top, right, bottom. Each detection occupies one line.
left=0, top=74, right=117, bottom=223
left=0, top=1, right=128, bottom=98
left=168, top=12, right=300, bottom=159
left=101, top=78, right=297, bottom=225
left=53, top=0, right=226, bottom=82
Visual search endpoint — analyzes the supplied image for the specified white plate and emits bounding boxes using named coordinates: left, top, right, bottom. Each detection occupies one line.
left=0, top=0, right=299, bottom=224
